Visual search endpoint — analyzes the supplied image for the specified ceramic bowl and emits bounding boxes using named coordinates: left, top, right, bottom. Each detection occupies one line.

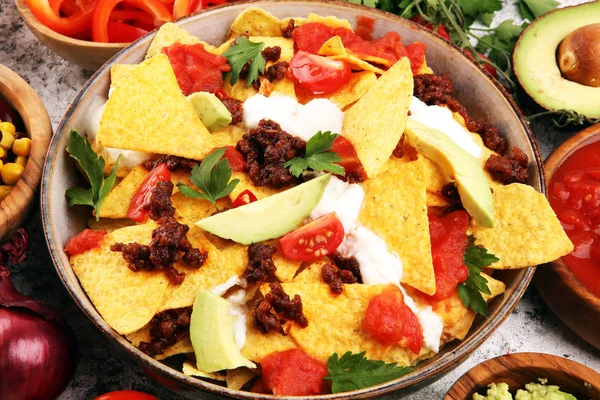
left=41, top=1, right=543, bottom=398
left=15, top=0, right=126, bottom=71
left=444, top=352, right=600, bottom=399
left=535, top=123, right=600, bottom=350
left=0, top=64, right=51, bottom=241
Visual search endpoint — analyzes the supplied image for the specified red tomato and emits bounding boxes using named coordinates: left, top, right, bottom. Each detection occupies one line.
left=331, top=136, right=367, bottom=181
left=355, top=15, right=375, bottom=41
left=404, top=42, right=427, bottom=75
left=218, top=146, right=247, bottom=172
left=410, top=16, right=451, bottom=41
left=336, top=29, right=407, bottom=65
left=427, top=210, right=470, bottom=301
left=94, top=391, right=159, bottom=400
left=127, top=163, right=171, bottom=223
left=65, top=229, right=107, bottom=256
left=280, top=213, right=345, bottom=261
left=232, top=189, right=257, bottom=208
left=107, top=21, right=148, bottom=43
left=261, top=349, right=330, bottom=395
left=162, top=42, right=231, bottom=95
left=464, top=50, right=497, bottom=78
left=363, top=287, right=423, bottom=353
left=26, top=0, right=94, bottom=35
left=289, top=51, right=351, bottom=95
left=292, top=22, right=335, bottom=53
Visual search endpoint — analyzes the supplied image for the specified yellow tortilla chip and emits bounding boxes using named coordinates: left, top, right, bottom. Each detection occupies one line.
left=342, top=58, right=413, bottom=177
left=360, top=157, right=436, bottom=295
left=272, top=241, right=303, bottom=283
left=242, top=316, right=299, bottom=362
left=421, top=154, right=449, bottom=194
left=229, top=172, right=282, bottom=202
left=426, top=191, right=450, bottom=208
left=226, top=368, right=256, bottom=390
left=329, top=71, right=377, bottom=110
left=98, top=165, right=148, bottom=219
left=97, top=55, right=215, bottom=161
left=306, top=13, right=352, bottom=30
left=210, top=124, right=246, bottom=148
left=470, top=184, right=573, bottom=269
left=110, top=64, right=137, bottom=85
left=70, top=222, right=169, bottom=335
left=146, top=22, right=218, bottom=59
left=172, top=194, right=229, bottom=227
left=87, top=217, right=134, bottom=233
left=182, top=362, right=226, bottom=381
left=292, top=260, right=326, bottom=284
left=158, top=228, right=246, bottom=311
left=126, top=325, right=194, bottom=360
left=227, top=7, right=283, bottom=39
left=318, top=36, right=385, bottom=75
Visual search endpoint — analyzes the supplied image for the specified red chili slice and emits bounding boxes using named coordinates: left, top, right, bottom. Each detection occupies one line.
left=232, top=189, right=257, bottom=208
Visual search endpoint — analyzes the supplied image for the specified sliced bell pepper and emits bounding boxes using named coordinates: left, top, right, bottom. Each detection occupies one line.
left=107, top=20, right=148, bottom=42
left=26, top=0, right=94, bottom=35
left=109, top=9, right=154, bottom=25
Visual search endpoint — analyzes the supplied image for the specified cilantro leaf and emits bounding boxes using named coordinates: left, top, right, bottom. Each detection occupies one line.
left=458, top=0, right=501, bottom=20
left=65, top=130, right=120, bottom=220
left=325, top=351, right=413, bottom=393
left=493, top=20, right=524, bottom=41
left=458, top=235, right=499, bottom=317
left=222, top=36, right=266, bottom=88
left=284, top=131, right=345, bottom=177
left=480, top=13, right=495, bottom=27
left=518, top=0, right=558, bottom=20
left=177, top=148, right=240, bottom=210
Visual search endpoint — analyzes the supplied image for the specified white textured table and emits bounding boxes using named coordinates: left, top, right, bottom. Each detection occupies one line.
left=0, top=0, right=598, bottom=398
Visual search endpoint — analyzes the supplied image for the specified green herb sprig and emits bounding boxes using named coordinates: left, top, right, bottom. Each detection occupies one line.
left=177, top=148, right=239, bottom=211
left=284, top=131, right=345, bottom=177
left=222, top=36, right=266, bottom=88
left=65, top=130, right=119, bottom=221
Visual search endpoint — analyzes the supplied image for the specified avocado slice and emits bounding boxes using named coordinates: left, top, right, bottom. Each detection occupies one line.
left=186, top=92, right=232, bottom=131
left=513, top=1, right=600, bottom=118
left=190, top=289, right=256, bottom=373
left=196, top=173, right=331, bottom=244
left=404, top=120, right=495, bottom=228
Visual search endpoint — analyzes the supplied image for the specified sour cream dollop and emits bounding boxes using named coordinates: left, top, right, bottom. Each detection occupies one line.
left=243, top=93, right=344, bottom=141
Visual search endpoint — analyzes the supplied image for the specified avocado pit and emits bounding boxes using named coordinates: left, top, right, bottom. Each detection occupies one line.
left=557, top=23, right=600, bottom=87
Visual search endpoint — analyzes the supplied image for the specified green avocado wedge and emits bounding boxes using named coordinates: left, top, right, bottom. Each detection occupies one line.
left=190, top=290, right=255, bottom=373
left=195, top=173, right=331, bottom=244
left=404, top=120, right=495, bottom=228
left=186, top=92, right=232, bottom=131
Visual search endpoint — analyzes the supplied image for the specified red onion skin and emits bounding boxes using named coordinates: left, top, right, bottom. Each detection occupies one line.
left=0, top=307, right=76, bottom=400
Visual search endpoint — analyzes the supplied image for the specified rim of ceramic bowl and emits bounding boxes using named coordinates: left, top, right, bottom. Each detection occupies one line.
left=41, top=1, right=540, bottom=398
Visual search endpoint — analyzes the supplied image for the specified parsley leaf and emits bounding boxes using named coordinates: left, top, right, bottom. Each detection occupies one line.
left=518, top=0, right=558, bottom=20
left=222, top=36, right=266, bottom=88
left=458, top=0, right=501, bottom=20
left=458, top=235, right=499, bottom=317
left=325, top=351, right=413, bottom=393
left=284, top=131, right=345, bottom=178
left=65, top=130, right=119, bottom=221
left=177, top=148, right=239, bottom=210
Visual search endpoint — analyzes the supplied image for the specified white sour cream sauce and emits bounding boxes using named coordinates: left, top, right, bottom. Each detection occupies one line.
left=311, top=176, right=444, bottom=353
left=211, top=276, right=248, bottom=350
left=243, top=93, right=344, bottom=141
left=408, top=96, right=481, bottom=159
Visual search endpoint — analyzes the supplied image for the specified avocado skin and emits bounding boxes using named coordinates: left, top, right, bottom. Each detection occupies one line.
left=187, top=92, right=232, bottom=131
left=404, top=120, right=495, bottom=228
left=513, top=1, right=600, bottom=118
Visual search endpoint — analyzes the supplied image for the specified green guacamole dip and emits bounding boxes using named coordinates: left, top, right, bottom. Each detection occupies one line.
left=473, top=380, right=577, bottom=400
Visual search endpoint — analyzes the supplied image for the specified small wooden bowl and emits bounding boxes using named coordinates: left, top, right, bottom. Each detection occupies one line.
left=15, top=0, right=126, bottom=71
left=0, top=65, right=51, bottom=241
left=535, top=123, right=600, bottom=350
left=445, top=352, right=600, bottom=399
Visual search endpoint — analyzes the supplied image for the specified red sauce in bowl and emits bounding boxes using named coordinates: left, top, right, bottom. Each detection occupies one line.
left=548, top=139, right=600, bottom=298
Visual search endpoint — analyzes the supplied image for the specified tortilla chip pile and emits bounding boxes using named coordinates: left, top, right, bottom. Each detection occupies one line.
left=68, top=7, right=573, bottom=393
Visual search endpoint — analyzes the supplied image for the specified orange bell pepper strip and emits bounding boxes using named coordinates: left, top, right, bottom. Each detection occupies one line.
left=25, top=0, right=94, bottom=35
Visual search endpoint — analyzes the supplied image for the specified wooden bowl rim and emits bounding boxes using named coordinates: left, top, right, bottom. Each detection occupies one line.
left=40, top=1, right=540, bottom=398
left=543, top=123, right=600, bottom=311
left=15, top=0, right=128, bottom=49
left=0, top=65, right=51, bottom=230
left=444, top=352, right=600, bottom=400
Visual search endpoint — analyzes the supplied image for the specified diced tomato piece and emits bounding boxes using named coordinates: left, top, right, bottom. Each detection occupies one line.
left=107, top=21, right=148, bottom=43
left=331, top=136, right=367, bottom=181
left=280, top=213, right=345, bottom=261
left=127, top=163, right=171, bottom=223
left=292, top=22, right=335, bottom=53
left=355, top=15, right=375, bottom=41
left=558, top=209, right=589, bottom=230
left=405, top=42, right=427, bottom=75
left=65, top=229, right=107, bottom=256
left=217, top=146, right=247, bottom=172
left=427, top=210, right=470, bottom=301
left=290, top=51, right=351, bottom=95
left=260, top=349, right=330, bottom=395
left=162, top=42, right=231, bottom=95
left=232, top=189, right=257, bottom=208
left=363, top=286, right=423, bottom=354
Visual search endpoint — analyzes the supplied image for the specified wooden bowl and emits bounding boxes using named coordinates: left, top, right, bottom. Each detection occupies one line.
left=41, top=2, right=542, bottom=398
left=535, top=123, right=600, bottom=350
left=0, top=65, right=51, bottom=241
left=15, top=0, right=126, bottom=71
left=444, top=352, right=600, bottom=399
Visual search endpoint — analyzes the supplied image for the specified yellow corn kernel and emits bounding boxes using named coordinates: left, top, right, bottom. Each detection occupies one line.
left=13, top=138, right=31, bottom=157
left=1, top=163, right=24, bottom=185
left=15, top=156, right=27, bottom=167
left=0, top=147, right=5, bottom=158
left=0, top=185, right=11, bottom=201
left=0, top=122, right=16, bottom=136
left=0, top=131, right=15, bottom=150
left=0, top=160, right=4, bottom=170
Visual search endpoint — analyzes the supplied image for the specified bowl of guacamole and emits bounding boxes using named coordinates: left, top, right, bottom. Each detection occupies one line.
left=473, top=379, right=577, bottom=400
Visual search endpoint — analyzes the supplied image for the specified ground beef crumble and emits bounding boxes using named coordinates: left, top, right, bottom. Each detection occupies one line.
left=485, top=147, right=529, bottom=184
left=330, top=251, right=362, bottom=283
left=265, top=61, right=289, bottom=83
left=321, top=263, right=357, bottom=295
left=139, top=307, right=192, bottom=357
left=243, top=243, right=277, bottom=283
left=262, top=46, right=281, bottom=62
left=253, top=282, right=308, bottom=334
left=221, top=97, right=244, bottom=125
left=281, top=19, right=295, bottom=38
left=143, top=156, right=199, bottom=171
left=236, top=119, right=306, bottom=188
left=147, top=180, right=175, bottom=221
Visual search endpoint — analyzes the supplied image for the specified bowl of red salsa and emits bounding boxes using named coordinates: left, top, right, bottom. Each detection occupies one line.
left=537, top=123, right=600, bottom=350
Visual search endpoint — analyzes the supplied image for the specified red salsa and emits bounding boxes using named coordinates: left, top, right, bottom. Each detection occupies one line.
left=548, top=139, right=600, bottom=298
left=65, top=229, right=107, bottom=256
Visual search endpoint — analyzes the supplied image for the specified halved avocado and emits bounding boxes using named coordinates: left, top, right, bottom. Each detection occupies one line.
left=513, top=1, right=600, bottom=118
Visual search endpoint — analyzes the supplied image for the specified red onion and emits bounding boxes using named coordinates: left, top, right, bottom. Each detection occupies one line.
left=0, top=229, right=76, bottom=400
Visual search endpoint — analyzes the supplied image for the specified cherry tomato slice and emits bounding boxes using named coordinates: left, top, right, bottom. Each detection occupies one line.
left=217, top=146, right=247, bottom=172
left=280, top=213, right=344, bottom=261
left=289, top=51, right=351, bottom=95
left=331, top=136, right=366, bottom=181
left=232, top=189, right=257, bottom=208
left=107, top=21, right=148, bottom=43
left=127, top=163, right=171, bottom=223
left=94, top=391, right=159, bottom=400
left=65, top=229, right=107, bottom=256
